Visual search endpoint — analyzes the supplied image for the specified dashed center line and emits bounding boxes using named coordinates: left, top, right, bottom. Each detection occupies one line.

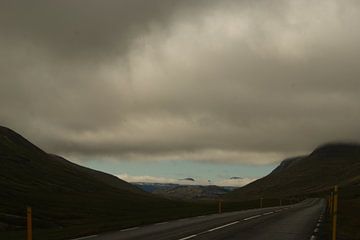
left=155, top=221, right=168, bottom=225
left=243, top=214, right=261, bottom=221
left=207, top=221, right=239, bottom=232
left=177, top=210, right=278, bottom=240
left=71, top=235, right=98, bottom=240
left=178, top=234, right=198, bottom=240
left=117, top=206, right=298, bottom=240
left=120, top=227, right=139, bottom=232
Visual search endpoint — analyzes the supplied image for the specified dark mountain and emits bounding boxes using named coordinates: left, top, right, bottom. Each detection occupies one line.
left=0, top=126, right=218, bottom=239
left=0, top=126, right=156, bottom=229
left=226, top=143, right=360, bottom=200
left=0, top=125, right=143, bottom=196
left=226, top=143, right=360, bottom=238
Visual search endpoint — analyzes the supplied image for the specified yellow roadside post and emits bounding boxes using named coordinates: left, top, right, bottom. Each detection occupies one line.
left=330, top=191, right=333, bottom=216
left=27, top=206, right=32, bottom=240
left=332, top=185, right=338, bottom=240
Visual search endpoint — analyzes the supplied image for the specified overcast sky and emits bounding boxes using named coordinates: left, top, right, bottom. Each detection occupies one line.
left=1, top=0, right=360, bottom=186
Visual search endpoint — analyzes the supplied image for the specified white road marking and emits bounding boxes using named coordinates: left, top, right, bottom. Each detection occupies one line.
left=71, top=235, right=98, bottom=240
left=314, top=228, right=319, bottom=233
left=263, top=212, right=274, bottom=215
left=310, top=235, right=316, bottom=240
left=243, top=215, right=261, bottom=221
left=178, top=234, right=197, bottom=240
left=155, top=221, right=168, bottom=225
left=207, top=221, right=239, bottom=232
left=120, top=227, right=139, bottom=232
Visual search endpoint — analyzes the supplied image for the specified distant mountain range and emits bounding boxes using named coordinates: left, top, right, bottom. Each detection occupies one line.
left=134, top=182, right=180, bottom=193
left=226, top=143, right=360, bottom=200
left=134, top=182, right=235, bottom=200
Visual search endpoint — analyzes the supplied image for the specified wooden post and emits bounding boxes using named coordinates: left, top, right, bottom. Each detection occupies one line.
left=330, top=191, right=333, bottom=216
left=279, top=199, right=282, bottom=206
left=332, top=186, right=338, bottom=240
left=218, top=200, right=222, bottom=214
left=260, top=198, right=263, bottom=208
left=27, top=206, right=32, bottom=240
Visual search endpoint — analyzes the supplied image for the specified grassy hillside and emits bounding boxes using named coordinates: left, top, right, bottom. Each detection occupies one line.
left=0, top=126, right=218, bottom=239
left=227, top=143, right=360, bottom=200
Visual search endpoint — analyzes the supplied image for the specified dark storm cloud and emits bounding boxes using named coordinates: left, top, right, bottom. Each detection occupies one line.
left=1, top=0, right=360, bottom=164
left=0, top=0, right=204, bottom=61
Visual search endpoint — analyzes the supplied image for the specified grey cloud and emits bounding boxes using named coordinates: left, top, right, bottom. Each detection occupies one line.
left=0, top=0, right=218, bottom=62
left=0, top=1, right=178, bottom=61
left=230, top=177, right=243, bottom=180
left=179, top=178, right=195, bottom=182
left=1, top=0, right=360, bottom=164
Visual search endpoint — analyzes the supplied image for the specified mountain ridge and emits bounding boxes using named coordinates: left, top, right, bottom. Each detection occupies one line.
left=226, top=142, right=360, bottom=200
left=0, top=125, right=175, bottom=235
left=0, top=125, right=143, bottom=194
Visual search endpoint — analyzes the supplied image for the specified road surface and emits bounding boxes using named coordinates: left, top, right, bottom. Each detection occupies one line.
left=72, top=198, right=325, bottom=240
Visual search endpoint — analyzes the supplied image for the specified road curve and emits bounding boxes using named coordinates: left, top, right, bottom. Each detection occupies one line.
left=71, top=198, right=325, bottom=240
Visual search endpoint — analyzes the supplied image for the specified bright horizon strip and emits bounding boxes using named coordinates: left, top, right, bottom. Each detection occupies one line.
left=79, top=159, right=277, bottom=187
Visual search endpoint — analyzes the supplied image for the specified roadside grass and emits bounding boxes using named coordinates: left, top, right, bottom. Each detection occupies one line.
left=310, top=186, right=360, bottom=240
left=337, top=198, right=360, bottom=240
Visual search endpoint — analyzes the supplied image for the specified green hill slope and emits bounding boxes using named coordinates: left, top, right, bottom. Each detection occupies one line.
left=226, top=143, right=360, bottom=200
left=0, top=126, right=216, bottom=239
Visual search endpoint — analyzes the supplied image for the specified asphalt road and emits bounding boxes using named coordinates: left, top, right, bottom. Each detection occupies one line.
left=72, top=198, right=325, bottom=240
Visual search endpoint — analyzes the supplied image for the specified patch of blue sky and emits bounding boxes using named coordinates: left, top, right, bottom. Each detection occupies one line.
left=83, top=159, right=277, bottom=182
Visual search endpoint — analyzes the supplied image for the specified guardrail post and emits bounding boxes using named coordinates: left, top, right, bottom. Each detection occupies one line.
left=27, top=206, right=32, bottom=240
